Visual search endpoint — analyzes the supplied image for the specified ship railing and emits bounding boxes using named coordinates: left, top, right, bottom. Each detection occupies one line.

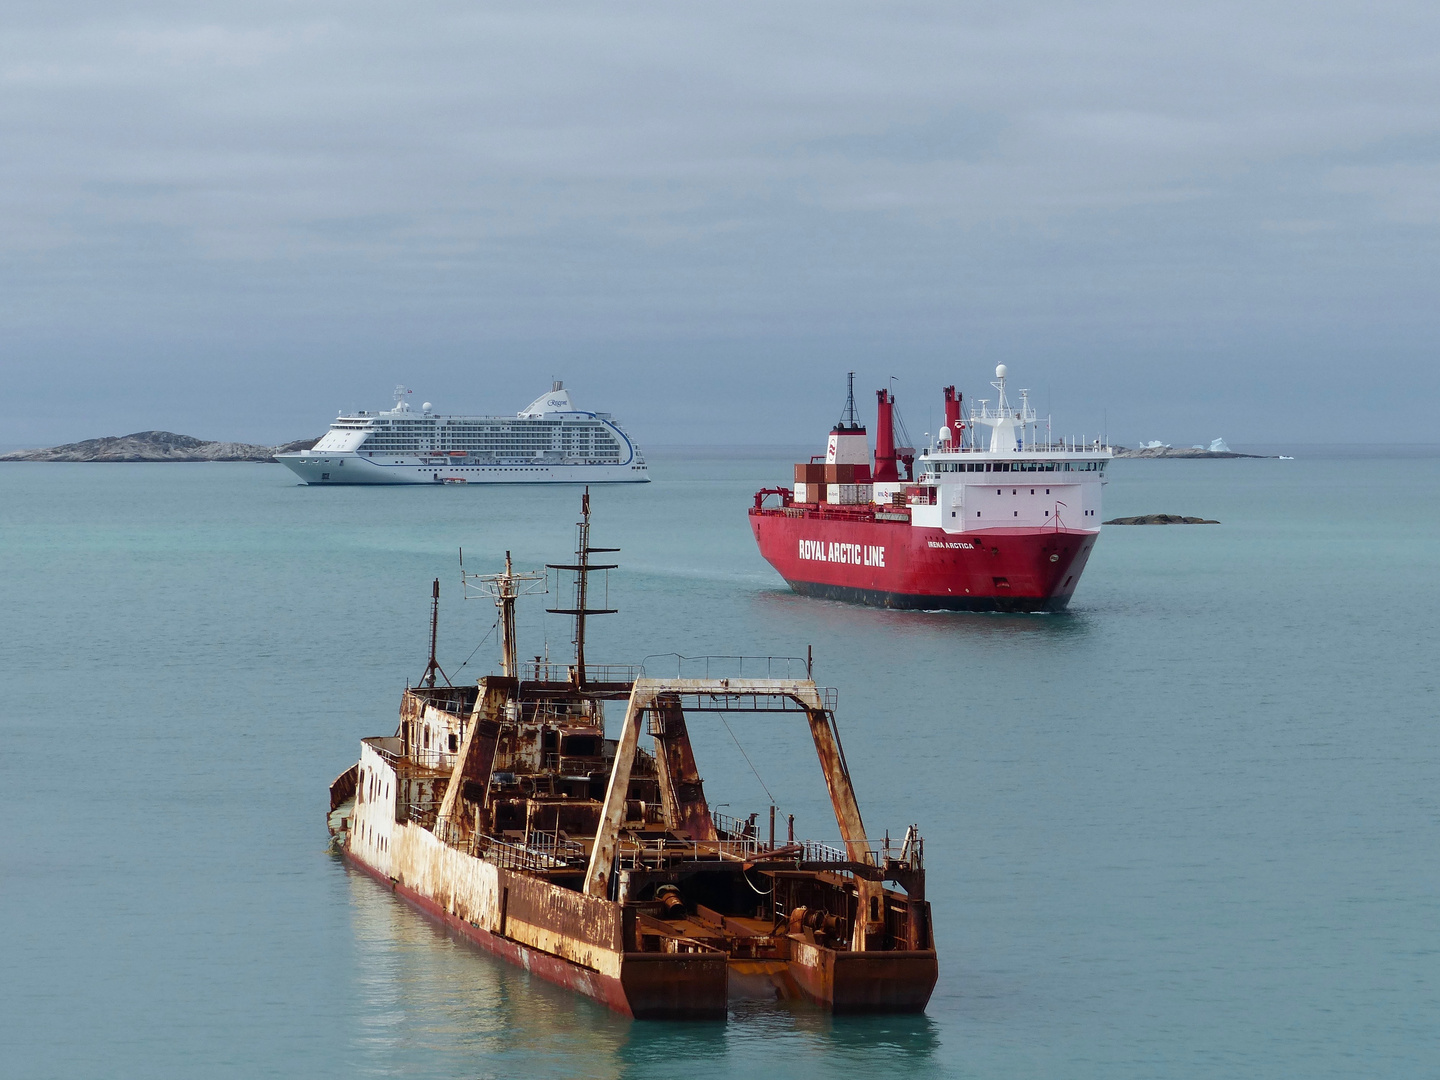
left=384, top=745, right=456, bottom=774
left=522, top=661, right=642, bottom=684
left=710, top=810, right=763, bottom=851
left=470, top=831, right=588, bottom=872
left=710, top=810, right=926, bottom=874
left=641, top=654, right=813, bottom=682
left=401, top=801, right=441, bottom=830
left=618, top=836, right=765, bottom=868
left=794, top=830, right=925, bottom=873
left=542, top=753, right=607, bottom=776
left=362, top=738, right=457, bottom=775
left=613, top=830, right=925, bottom=875
left=640, top=686, right=839, bottom=714
left=361, top=736, right=405, bottom=764
left=404, top=687, right=472, bottom=716
left=752, top=504, right=893, bottom=522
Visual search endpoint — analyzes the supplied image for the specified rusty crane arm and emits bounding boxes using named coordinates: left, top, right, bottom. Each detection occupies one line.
left=434, top=676, right=513, bottom=841
left=583, top=678, right=881, bottom=952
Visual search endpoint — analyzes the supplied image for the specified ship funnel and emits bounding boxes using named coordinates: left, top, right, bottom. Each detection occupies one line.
left=873, top=388, right=899, bottom=482
left=943, top=386, right=963, bottom=447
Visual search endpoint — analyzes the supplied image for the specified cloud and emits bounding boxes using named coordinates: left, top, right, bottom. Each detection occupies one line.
left=1, top=0, right=1438, bottom=443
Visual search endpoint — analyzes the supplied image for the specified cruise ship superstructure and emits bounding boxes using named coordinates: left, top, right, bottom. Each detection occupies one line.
left=279, top=383, right=649, bottom=485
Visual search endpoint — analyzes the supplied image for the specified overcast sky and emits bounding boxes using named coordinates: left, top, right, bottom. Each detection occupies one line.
left=3, top=0, right=1438, bottom=447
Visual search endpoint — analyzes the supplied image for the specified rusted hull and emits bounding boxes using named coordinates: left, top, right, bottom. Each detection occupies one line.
left=618, top=954, right=729, bottom=1020
left=788, top=941, right=939, bottom=1013
left=343, top=849, right=727, bottom=1019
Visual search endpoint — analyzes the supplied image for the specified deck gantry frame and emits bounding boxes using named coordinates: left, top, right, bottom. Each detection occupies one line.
left=583, top=677, right=885, bottom=952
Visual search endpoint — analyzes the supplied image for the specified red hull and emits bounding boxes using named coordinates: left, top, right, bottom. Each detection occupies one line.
left=750, top=508, right=1097, bottom=612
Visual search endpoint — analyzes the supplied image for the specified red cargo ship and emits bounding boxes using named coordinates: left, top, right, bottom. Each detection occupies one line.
left=750, top=367, right=1111, bottom=612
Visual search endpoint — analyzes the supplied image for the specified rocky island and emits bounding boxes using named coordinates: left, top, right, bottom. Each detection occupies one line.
left=1104, top=514, right=1221, bottom=525
left=1111, top=446, right=1267, bottom=459
left=0, top=431, right=319, bottom=463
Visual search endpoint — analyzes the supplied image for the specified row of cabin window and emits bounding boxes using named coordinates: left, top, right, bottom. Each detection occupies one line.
left=360, top=766, right=391, bottom=804
left=416, top=723, right=461, bottom=753
left=975, top=509, right=1096, bottom=517
left=931, top=460, right=1105, bottom=473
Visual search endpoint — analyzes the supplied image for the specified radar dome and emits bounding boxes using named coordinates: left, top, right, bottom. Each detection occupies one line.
left=995, top=364, right=1008, bottom=379
left=422, top=402, right=433, bottom=412
left=939, top=425, right=952, bottom=445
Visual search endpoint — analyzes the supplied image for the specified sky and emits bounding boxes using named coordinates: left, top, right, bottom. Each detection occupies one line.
left=3, top=0, right=1438, bottom=447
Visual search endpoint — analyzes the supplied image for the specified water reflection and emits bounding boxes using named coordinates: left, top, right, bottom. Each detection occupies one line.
left=343, top=864, right=945, bottom=1080
left=749, top=586, right=1096, bottom=642
left=614, top=1003, right=941, bottom=1080
left=346, top=864, right=627, bottom=1079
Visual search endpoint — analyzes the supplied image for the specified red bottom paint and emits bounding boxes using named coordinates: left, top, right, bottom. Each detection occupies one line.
left=750, top=507, right=1097, bottom=612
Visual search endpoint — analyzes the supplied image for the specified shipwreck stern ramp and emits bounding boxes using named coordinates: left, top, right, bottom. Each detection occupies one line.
left=581, top=670, right=937, bottom=1013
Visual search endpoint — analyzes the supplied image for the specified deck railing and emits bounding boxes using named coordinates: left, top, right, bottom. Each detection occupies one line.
left=640, top=654, right=813, bottom=681
left=521, top=662, right=642, bottom=684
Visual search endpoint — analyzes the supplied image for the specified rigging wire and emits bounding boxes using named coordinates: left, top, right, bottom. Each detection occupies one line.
left=717, top=713, right=775, bottom=806
left=455, top=617, right=500, bottom=673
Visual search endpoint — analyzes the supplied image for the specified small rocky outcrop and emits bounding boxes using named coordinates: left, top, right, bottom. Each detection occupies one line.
left=1112, top=446, right=1266, bottom=459
left=1104, top=514, right=1221, bottom=525
left=0, top=431, right=321, bottom=463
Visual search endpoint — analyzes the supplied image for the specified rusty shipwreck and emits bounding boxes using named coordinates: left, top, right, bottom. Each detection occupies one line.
left=327, top=493, right=937, bottom=1019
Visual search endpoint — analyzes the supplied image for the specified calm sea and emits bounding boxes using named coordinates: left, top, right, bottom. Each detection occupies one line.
left=3, top=447, right=1437, bottom=1079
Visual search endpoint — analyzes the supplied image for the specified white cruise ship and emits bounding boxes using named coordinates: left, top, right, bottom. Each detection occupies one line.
left=278, top=383, right=650, bottom=485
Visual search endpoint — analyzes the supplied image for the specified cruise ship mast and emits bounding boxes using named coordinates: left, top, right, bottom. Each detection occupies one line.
left=546, top=487, right=618, bottom=689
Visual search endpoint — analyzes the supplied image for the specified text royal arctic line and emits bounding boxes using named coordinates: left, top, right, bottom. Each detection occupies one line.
left=278, top=383, right=649, bottom=485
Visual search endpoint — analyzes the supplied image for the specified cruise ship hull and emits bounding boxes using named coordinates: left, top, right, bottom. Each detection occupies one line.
left=277, top=452, right=649, bottom=485
left=750, top=509, right=1097, bottom=612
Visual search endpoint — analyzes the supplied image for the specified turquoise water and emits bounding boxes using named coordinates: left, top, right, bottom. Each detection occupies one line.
left=3, top=449, right=1438, bottom=1079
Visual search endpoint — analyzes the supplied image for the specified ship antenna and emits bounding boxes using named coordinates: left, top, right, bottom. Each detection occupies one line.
left=838, top=371, right=859, bottom=429
left=461, top=548, right=545, bottom=679
left=501, top=552, right=516, bottom=677
left=420, top=578, right=450, bottom=687
left=546, top=486, right=618, bottom=689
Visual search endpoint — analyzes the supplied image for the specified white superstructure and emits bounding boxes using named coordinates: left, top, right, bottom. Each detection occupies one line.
left=880, top=364, right=1110, bottom=532
left=278, top=383, right=650, bottom=486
